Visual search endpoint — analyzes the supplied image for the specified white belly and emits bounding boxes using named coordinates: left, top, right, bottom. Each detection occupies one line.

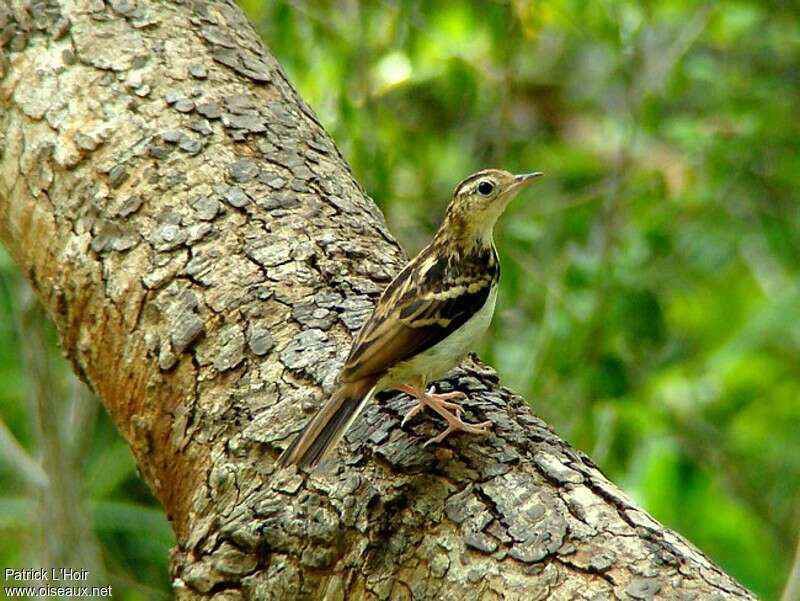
left=383, top=285, right=498, bottom=386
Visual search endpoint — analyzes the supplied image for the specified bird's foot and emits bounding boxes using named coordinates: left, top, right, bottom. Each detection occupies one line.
left=422, top=415, right=493, bottom=447
left=397, top=384, right=492, bottom=445
left=398, top=384, right=463, bottom=426
left=397, top=384, right=432, bottom=426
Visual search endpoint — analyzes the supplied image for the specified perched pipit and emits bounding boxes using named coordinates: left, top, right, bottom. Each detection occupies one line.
left=278, top=169, right=543, bottom=469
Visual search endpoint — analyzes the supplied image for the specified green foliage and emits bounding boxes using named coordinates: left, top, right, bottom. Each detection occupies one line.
left=0, top=254, right=173, bottom=598
left=240, top=1, right=799, bottom=598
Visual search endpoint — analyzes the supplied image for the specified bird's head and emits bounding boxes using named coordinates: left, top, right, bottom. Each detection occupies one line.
left=438, top=168, right=543, bottom=248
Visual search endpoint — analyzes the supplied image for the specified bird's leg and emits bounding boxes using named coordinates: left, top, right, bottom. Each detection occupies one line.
left=397, top=383, right=430, bottom=427
left=397, top=383, right=492, bottom=446
left=397, top=383, right=463, bottom=426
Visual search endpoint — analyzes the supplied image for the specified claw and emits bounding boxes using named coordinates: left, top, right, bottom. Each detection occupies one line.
left=400, top=403, right=424, bottom=427
left=422, top=419, right=493, bottom=447
left=396, top=383, right=493, bottom=445
left=426, top=386, right=466, bottom=401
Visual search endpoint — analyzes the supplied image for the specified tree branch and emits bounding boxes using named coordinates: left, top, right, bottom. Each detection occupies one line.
left=0, top=0, right=754, bottom=598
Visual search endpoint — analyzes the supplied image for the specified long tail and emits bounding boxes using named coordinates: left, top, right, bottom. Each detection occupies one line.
left=276, top=378, right=378, bottom=469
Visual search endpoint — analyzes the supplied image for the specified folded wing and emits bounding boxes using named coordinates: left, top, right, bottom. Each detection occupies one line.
left=340, top=251, right=495, bottom=383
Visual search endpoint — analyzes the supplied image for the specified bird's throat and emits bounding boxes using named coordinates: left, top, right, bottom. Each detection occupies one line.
left=435, top=212, right=497, bottom=254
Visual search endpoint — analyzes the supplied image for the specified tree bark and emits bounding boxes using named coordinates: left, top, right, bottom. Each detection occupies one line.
left=0, top=1, right=755, bottom=599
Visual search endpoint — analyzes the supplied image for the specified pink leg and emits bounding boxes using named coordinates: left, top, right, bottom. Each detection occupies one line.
left=396, top=384, right=492, bottom=446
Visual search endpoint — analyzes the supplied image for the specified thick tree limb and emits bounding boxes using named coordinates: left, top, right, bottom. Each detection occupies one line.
left=0, top=1, right=755, bottom=599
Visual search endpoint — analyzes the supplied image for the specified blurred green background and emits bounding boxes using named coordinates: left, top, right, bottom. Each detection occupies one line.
left=1, top=1, right=799, bottom=599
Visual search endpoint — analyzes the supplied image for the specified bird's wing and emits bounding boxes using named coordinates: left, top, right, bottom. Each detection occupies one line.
left=340, top=250, right=495, bottom=383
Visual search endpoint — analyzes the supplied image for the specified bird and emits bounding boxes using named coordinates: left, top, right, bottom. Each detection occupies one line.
left=277, top=168, right=543, bottom=469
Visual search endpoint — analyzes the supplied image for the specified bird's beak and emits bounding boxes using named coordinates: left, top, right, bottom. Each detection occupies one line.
left=512, top=172, right=544, bottom=190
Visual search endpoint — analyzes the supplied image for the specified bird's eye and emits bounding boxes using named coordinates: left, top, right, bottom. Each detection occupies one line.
left=477, top=180, right=494, bottom=196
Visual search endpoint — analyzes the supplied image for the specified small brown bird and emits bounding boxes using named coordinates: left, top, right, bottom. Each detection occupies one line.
left=277, top=169, right=543, bottom=469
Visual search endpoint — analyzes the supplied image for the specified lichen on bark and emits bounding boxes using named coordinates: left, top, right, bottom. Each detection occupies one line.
left=0, top=1, right=755, bottom=599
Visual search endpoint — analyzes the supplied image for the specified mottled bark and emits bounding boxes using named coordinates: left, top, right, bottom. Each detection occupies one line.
left=0, top=1, right=754, bottom=599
